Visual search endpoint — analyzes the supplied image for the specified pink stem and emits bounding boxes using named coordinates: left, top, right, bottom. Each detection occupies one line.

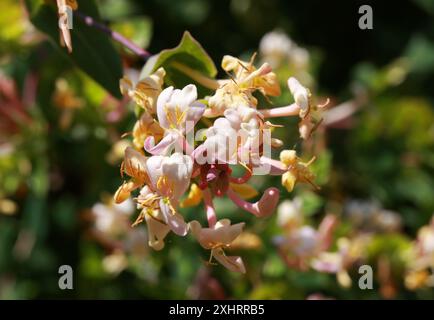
left=202, top=188, right=217, bottom=227
left=227, top=187, right=279, bottom=218
left=258, top=103, right=300, bottom=118
left=181, top=135, right=194, bottom=156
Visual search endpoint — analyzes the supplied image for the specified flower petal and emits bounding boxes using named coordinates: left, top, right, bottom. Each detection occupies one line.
left=144, top=209, right=170, bottom=251
left=156, top=86, right=174, bottom=129
left=159, top=199, right=188, bottom=236
left=123, top=147, right=148, bottom=182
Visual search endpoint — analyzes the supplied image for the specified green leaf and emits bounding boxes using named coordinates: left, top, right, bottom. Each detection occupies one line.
left=24, top=0, right=123, bottom=98
left=142, top=31, right=217, bottom=92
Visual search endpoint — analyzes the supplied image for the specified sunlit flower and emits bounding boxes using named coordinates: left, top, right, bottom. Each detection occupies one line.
left=156, top=84, right=205, bottom=132
left=221, top=55, right=280, bottom=97
left=114, top=147, right=149, bottom=203
left=145, top=152, right=193, bottom=201
left=206, top=55, right=280, bottom=118
left=144, top=84, right=205, bottom=155
left=132, top=153, right=194, bottom=241
left=288, top=77, right=310, bottom=118
left=190, top=219, right=246, bottom=273
left=280, top=149, right=318, bottom=192
left=132, top=113, right=164, bottom=150
left=113, top=44, right=330, bottom=273
left=287, top=77, right=328, bottom=139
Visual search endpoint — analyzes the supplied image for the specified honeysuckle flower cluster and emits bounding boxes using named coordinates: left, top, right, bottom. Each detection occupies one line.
left=114, top=54, right=325, bottom=273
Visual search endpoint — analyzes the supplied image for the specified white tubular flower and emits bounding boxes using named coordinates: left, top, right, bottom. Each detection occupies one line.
left=156, top=84, right=205, bottom=133
left=190, top=219, right=246, bottom=273
left=146, top=153, right=193, bottom=201
left=134, top=153, right=194, bottom=240
left=114, top=147, right=150, bottom=203
left=288, top=77, right=310, bottom=118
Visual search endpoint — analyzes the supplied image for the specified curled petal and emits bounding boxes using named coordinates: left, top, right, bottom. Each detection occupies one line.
left=190, top=219, right=244, bottom=249
left=288, top=77, right=310, bottom=117
left=212, top=248, right=246, bottom=273
left=144, top=132, right=180, bottom=156
left=221, top=55, right=240, bottom=72
left=114, top=180, right=140, bottom=204
left=192, top=144, right=206, bottom=158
